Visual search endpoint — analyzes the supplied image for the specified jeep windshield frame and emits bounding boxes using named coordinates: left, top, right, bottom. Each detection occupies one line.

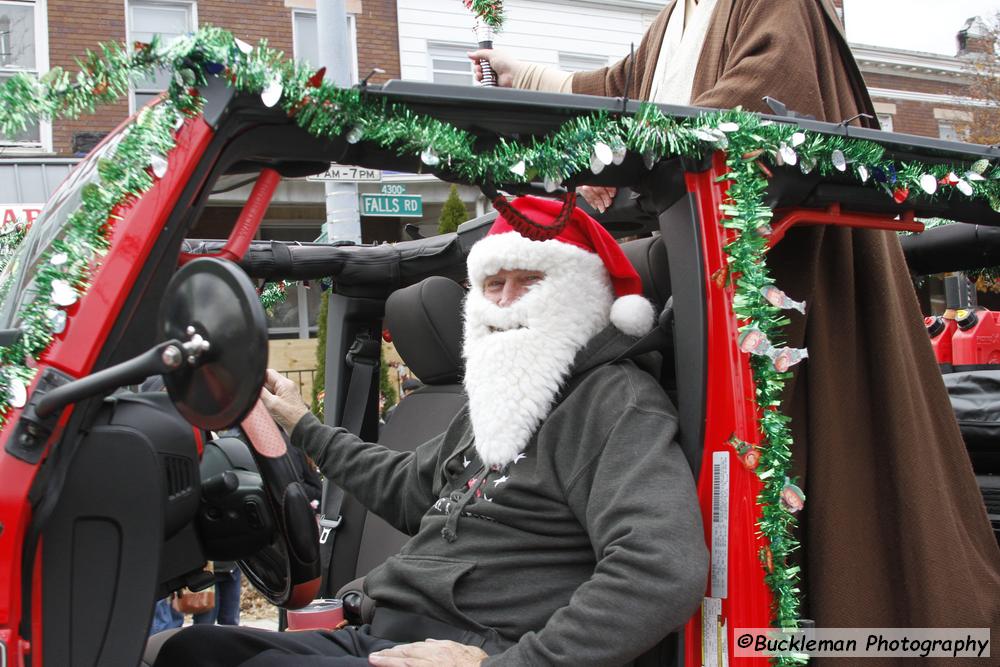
left=0, top=126, right=129, bottom=331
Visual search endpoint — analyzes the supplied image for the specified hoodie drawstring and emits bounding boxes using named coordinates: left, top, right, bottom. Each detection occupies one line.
left=441, top=467, right=488, bottom=543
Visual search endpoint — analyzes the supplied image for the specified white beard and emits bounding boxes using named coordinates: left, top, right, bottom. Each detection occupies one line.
left=462, top=234, right=614, bottom=468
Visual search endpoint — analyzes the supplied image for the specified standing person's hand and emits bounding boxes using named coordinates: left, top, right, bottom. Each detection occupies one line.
left=579, top=186, right=618, bottom=214
left=467, top=48, right=519, bottom=88
left=260, top=369, right=310, bottom=434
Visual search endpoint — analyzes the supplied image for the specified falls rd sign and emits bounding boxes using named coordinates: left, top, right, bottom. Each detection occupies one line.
left=361, top=193, right=423, bottom=218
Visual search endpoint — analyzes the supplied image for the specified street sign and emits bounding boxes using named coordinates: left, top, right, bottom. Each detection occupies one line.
left=361, top=193, right=423, bottom=218
left=307, top=164, right=382, bottom=182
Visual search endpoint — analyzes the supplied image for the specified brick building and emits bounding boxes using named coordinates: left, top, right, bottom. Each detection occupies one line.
left=0, top=0, right=401, bottom=345
left=3, top=0, right=398, bottom=156
left=854, top=18, right=993, bottom=141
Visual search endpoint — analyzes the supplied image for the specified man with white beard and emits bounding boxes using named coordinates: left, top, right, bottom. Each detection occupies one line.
left=154, top=196, right=707, bottom=667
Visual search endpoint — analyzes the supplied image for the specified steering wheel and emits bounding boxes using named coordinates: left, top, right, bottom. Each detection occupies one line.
left=160, top=258, right=321, bottom=608
left=234, top=400, right=321, bottom=608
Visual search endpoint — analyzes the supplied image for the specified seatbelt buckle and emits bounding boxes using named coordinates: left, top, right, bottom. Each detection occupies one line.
left=345, top=334, right=381, bottom=369
left=318, top=514, right=343, bottom=544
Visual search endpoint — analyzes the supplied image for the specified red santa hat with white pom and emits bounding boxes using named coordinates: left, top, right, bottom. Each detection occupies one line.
left=467, top=194, right=656, bottom=337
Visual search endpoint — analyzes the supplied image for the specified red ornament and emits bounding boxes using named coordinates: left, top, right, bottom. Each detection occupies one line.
left=133, top=41, right=150, bottom=52
left=289, top=95, right=310, bottom=117
left=382, top=328, right=393, bottom=343
left=892, top=187, right=909, bottom=204
left=307, top=67, right=327, bottom=88
left=762, top=547, right=774, bottom=573
left=711, top=267, right=729, bottom=289
left=941, top=172, right=961, bottom=186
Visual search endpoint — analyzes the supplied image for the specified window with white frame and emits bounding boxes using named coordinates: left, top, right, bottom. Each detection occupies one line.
left=938, top=121, right=962, bottom=142
left=0, top=0, right=48, bottom=148
left=427, top=43, right=474, bottom=86
left=876, top=113, right=894, bottom=133
left=558, top=52, right=609, bottom=73
left=127, top=0, right=196, bottom=112
left=259, top=223, right=324, bottom=338
left=292, top=9, right=358, bottom=83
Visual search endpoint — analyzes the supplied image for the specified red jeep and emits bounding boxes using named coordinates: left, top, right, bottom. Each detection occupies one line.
left=0, top=34, right=997, bottom=667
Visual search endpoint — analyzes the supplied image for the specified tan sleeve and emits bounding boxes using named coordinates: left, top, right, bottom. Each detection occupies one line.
left=512, top=63, right=574, bottom=93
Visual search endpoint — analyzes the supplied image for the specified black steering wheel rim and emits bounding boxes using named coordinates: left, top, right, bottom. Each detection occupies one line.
left=159, top=258, right=320, bottom=609
left=236, top=401, right=322, bottom=609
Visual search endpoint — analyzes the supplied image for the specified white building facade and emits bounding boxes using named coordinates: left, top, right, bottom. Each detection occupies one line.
left=392, top=0, right=666, bottom=236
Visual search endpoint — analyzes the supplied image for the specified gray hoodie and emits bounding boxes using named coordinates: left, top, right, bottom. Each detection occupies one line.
left=292, top=326, right=708, bottom=666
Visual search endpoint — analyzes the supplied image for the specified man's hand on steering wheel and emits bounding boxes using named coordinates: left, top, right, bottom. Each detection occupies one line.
left=261, top=368, right=310, bottom=434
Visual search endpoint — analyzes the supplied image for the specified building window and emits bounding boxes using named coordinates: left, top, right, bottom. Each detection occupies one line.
left=0, top=0, right=49, bottom=149
left=876, top=113, right=894, bottom=133
left=260, top=224, right=324, bottom=338
left=292, top=9, right=358, bottom=84
left=938, top=121, right=962, bottom=142
left=558, top=52, right=609, bottom=73
left=427, top=43, right=475, bottom=86
left=127, top=0, right=197, bottom=113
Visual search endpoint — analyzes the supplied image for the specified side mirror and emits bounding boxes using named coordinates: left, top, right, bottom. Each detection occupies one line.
left=159, top=258, right=268, bottom=430
left=25, top=259, right=266, bottom=450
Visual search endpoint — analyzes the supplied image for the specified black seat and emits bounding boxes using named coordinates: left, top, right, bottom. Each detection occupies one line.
left=621, top=235, right=671, bottom=314
left=325, top=276, right=468, bottom=595
left=622, top=236, right=687, bottom=667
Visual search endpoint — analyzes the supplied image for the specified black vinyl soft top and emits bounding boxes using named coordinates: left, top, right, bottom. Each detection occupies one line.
left=369, top=80, right=1000, bottom=166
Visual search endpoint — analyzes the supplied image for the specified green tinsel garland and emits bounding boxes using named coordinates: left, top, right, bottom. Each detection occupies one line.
left=1, top=28, right=999, bottom=657
left=0, top=225, right=27, bottom=275
left=259, top=280, right=291, bottom=313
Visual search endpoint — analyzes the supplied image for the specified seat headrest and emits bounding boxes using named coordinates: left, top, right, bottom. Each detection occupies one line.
left=621, top=236, right=671, bottom=312
left=385, top=277, right=465, bottom=385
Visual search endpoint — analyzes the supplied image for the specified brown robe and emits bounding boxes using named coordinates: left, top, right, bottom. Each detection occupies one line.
left=573, top=0, right=1000, bottom=658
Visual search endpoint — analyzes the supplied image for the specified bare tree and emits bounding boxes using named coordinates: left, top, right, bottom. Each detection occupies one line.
left=960, top=13, right=1000, bottom=145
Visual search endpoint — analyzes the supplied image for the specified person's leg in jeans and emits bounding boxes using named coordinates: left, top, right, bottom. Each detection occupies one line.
left=192, top=591, right=219, bottom=625
left=216, top=569, right=242, bottom=626
left=153, top=625, right=398, bottom=666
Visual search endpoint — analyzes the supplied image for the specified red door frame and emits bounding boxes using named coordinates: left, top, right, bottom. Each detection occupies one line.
left=682, top=152, right=773, bottom=667
left=0, top=115, right=215, bottom=666
left=681, top=153, right=927, bottom=665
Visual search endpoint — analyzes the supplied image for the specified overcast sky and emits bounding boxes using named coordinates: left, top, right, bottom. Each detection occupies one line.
left=844, top=0, right=997, bottom=54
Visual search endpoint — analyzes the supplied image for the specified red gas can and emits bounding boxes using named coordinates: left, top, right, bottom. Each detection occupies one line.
left=925, top=315, right=957, bottom=364
left=951, top=309, right=1000, bottom=365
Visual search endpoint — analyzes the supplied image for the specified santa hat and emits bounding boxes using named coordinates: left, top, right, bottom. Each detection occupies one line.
left=467, top=195, right=656, bottom=337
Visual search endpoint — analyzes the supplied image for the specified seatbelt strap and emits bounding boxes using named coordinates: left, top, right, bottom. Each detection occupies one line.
left=614, top=298, right=673, bottom=363
left=318, top=479, right=344, bottom=546
left=341, top=333, right=380, bottom=436
left=316, top=332, right=380, bottom=598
